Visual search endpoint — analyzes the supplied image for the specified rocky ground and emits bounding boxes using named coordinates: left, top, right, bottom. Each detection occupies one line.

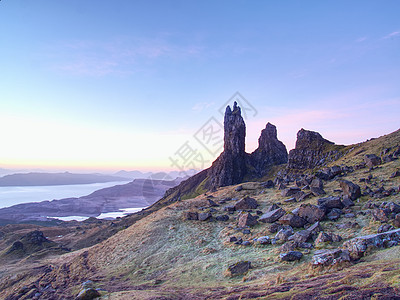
left=0, top=129, right=399, bottom=299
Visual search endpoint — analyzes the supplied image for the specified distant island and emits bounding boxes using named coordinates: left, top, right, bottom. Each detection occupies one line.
left=0, top=172, right=128, bottom=187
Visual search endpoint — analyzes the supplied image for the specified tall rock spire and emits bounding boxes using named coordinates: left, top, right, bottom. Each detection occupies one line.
left=223, top=101, right=246, bottom=154
left=206, top=102, right=247, bottom=189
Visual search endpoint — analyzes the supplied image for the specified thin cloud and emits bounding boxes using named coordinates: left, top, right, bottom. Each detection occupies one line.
left=355, top=36, right=367, bottom=43
left=192, top=102, right=215, bottom=112
left=46, top=37, right=204, bottom=77
left=382, top=31, right=400, bottom=39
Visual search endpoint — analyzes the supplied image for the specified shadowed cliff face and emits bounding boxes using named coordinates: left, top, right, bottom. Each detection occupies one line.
left=288, top=128, right=343, bottom=170
left=223, top=102, right=246, bottom=155
left=250, top=122, right=288, bottom=177
left=159, top=102, right=288, bottom=200
left=206, top=102, right=248, bottom=189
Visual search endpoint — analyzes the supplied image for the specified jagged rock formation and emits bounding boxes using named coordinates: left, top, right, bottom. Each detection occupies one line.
left=161, top=102, right=288, bottom=200
left=287, top=128, right=344, bottom=170
left=250, top=122, right=288, bottom=177
left=206, top=102, right=248, bottom=189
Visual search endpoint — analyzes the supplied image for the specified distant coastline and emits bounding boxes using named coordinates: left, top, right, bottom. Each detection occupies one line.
left=0, top=172, right=127, bottom=187
left=0, top=181, right=131, bottom=209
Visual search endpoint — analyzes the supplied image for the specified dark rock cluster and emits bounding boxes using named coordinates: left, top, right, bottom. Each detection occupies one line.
left=207, top=102, right=288, bottom=190
left=206, top=102, right=248, bottom=189
left=249, top=122, right=288, bottom=177
left=287, top=129, right=344, bottom=170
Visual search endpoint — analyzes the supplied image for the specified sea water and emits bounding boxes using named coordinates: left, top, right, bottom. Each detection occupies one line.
left=0, top=181, right=130, bottom=209
left=0, top=181, right=151, bottom=221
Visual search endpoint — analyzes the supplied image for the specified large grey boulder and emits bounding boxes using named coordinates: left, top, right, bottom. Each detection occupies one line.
left=297, top=204, right=325, bottom=223
left=339, top=180, right=361, bottom=200
left=280, top=251, right=303, bottom=261
left=259, top=208, right=286, bottom=223
left=343, top=228, right=400, bottom=260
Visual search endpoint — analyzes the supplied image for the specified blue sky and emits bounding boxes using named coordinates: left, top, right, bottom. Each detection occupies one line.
left=0, top=1, right=399, bottom=172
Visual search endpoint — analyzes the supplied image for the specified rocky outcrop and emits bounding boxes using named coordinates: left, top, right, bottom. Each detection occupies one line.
left=288, top=129, right=344, bottom=170
left=250, top=122, right=288, bottom=177
left=160, top=102, right=288, bottom=200
left=343, top=228, right=400, bottom=260
left=206, top=102, right=247, bottom=189
left=3, top=230, right=67, bottom=259
left=311, top=249, right=351, bottom=267
left=225, top=261, right=251, bottom=277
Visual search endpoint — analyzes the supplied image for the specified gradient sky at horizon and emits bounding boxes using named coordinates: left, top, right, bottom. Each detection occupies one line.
left=1, top=1, right=399, bottom=173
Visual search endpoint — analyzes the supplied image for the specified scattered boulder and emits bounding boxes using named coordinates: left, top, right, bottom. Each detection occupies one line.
left=385, top=202, right=400, bottom=214
left=390, top=169, right=400, bottom=178
left=372, top=208, right=390, bottom=223
left=279, top=241, right=297, bottom=252
left=268, top=223, right=284, bottom=233
left=288, top=230, right=311, bottom=244
left=318, top=196, right=344, bottom=210
left=297, top=204, right=325, bottom=223
left=198, top=212, right=212, bottom=221
left=76, top=288, right=101, bottom=300
left=394, top=214, right=400, bottom=228
left=284, top=197, right=297, bottom=203
left=185, top=212, right=199, bottom=220
left=342, top=196, right=355, bottom=208
left=224, top=205, right=236, bottom=212
left=234, top=196, right=258, bottom=210
left=278, top=213, right=307, bottom=228
left=280, top=251, right=303, bottom=261
left=216, top=215, right=229, bottom=222
left=327, top=208, right=343, bottom=221
left=364, top=154, right=381, bottom=168
left=206, top=199, right=219, bottom=207
left=305, top=222, right=323, bottom=240
left=281, top=187, right=301, bottom=197
left=265, top=203, right=280, bottom=212
left=339, top=180, right=361, bottom=200
left=310, top=186, right=326, bottom=196
left=237, top=212, right=258, bottom=227
left=378, top=224, right=395, bottom=233
left=298, top=192, right=313, bottom=202
left=256, top=236, right=271, bottom=245
left=311, top=249, right=351, bottom=267
left=315, top=232, right=342, bottom=246
left=259, top=208, right=286, bottom=223
left=275, top=227, right=294, bottom=242
left=343, top=228, right=400, bottom=260
left=235, top=185, right=243, bottom=192
left=292, top=191, right=306, bottom=201
left=310, top=178, right=324, bottom=189
left=225, top=261, right=251, bottom=277
left=262, top=180, right=275, bottom=188
left=229, top=236, right=238, bottom=243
